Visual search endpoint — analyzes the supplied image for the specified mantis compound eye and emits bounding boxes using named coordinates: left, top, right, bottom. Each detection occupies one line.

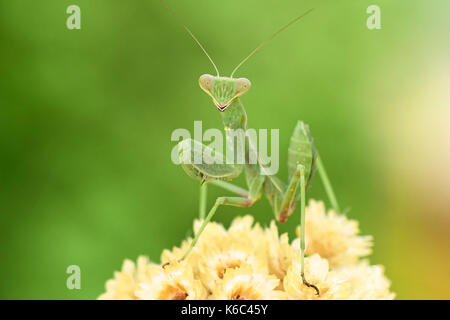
left=198, top=74, right=214, bottom=93
left=234, top=78, right=251, bottom=96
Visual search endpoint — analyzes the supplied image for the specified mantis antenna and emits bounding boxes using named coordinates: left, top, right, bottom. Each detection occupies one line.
left=230, top=8, right=314, bottom=78
left=161, top=0, right=220, bottom=77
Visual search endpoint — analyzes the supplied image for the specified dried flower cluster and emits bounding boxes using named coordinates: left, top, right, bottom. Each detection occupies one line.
left=98, top=200, right=394, bottom=300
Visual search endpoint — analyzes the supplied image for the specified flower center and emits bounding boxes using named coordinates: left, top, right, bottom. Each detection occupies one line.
left=233, top=294, right=248, bottom=300
left=159, top=285, right=188, bottom=300
left=217, top=262, right=241, bottom=279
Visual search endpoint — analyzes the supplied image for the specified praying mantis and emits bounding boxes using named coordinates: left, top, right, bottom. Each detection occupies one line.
left=165, top=3, right=341, bottom=296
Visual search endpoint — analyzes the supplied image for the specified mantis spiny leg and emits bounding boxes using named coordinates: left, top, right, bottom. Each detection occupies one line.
left=172, top=136, right=251, bottom=266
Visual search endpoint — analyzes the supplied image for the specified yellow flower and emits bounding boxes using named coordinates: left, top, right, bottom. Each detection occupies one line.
left=294, top=200, right=372, bottom=268
left=160, top=220, right=228, bottom=275
left=336, top=260, right=395, bottom=300
left=227, top=215, right=265, bottom=244
left=164, top=220, right=226, bottom=257
left=136, top=261, right=207, bottom=300
left=193, top=219, right=228, bottom=240
left=99, top=202, right=394, bottom=300
left=211, top=264, right=287, bottom=300
left=161, top=238, right=195, bottom=266
left=98, top=256, right=155, bottom=300
left=196, top=216, right=268, bottom=292
left=284, top=254, right=351, bottom=300
left=265, top=221, right=296, bottom=280
left=197, top=235, right=268, bottom=292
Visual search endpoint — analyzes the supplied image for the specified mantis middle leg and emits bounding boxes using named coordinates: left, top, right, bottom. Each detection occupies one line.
left=178, top=138, right=261, bottom=260
left=182, top=194, right=256, bottom=260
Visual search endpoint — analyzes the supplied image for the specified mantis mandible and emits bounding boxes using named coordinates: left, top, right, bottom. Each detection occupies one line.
left=165, top=2, right=340, bottom=296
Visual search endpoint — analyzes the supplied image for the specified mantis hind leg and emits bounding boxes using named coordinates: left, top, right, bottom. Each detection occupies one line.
left=316, top=152, right=340, bottom=213
left=278, top=164, right=320, bottom=296
left=297, top=165, right=320, bottom=296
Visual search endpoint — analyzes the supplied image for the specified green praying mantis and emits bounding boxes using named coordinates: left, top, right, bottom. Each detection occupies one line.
left=165, top=3, right=341, bottom=296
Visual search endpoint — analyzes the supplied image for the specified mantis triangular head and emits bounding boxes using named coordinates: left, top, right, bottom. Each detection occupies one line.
left=198, top=75, right=251, bottom=111
left=162, top=1, right=313, bottom=111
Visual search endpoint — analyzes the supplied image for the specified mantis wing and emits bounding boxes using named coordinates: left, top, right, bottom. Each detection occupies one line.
left=288, top=121, right=316, bottom=193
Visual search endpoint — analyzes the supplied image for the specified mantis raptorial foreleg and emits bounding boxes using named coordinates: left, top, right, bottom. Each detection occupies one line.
left=198, top=159, right=254, bottom=220
left=177, top=137, right=261, bottom=259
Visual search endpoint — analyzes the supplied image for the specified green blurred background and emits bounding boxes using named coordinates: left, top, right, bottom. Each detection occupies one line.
left=1, top=0, right=449, bottom=299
